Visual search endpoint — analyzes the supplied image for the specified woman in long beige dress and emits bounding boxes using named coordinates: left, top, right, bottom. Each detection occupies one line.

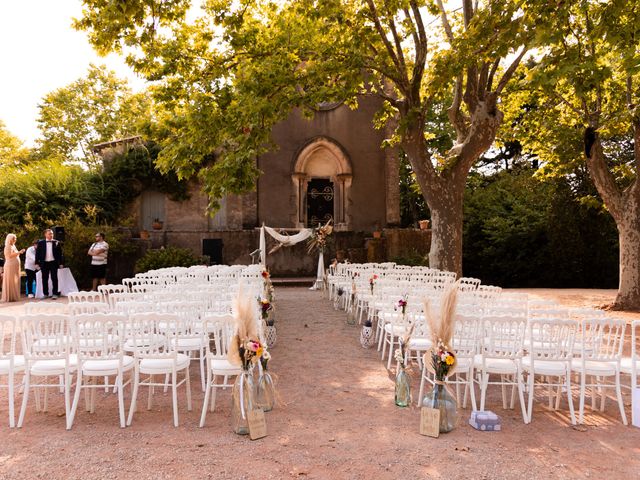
left=2, top=233, right=25, bottom=302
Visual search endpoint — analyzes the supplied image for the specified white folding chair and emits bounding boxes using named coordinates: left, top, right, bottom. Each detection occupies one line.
left=521, top=318, right=577, bottom=424
left=69, top=302, right=109, bottom=316
left=572, top=317, right=627, bottom=425
left=126, top=313, right=192, bottom=427
left=472, top=316, right=527, bottom=422
left=199, top=314, right=242, bottom=427
left=18, top=314, right=76, bottom=428
left=0, top=314, right=24, bottom=427
left=67, top=291, right=103, bottom=303
left=67, top=313, right=132, bottom=429
left=24, top=303, right=68, bottom=315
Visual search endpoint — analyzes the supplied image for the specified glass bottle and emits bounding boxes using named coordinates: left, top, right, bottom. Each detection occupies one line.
left=395, top=367, right=411, bottom=407
left=255, top=371, right=276, bottom=412
left=422, top=382, right=457, bottom=433
left=231, top=369, right=255, bottom=434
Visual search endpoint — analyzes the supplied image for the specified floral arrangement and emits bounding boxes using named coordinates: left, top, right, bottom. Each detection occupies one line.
left=397, top=295, right=408, bottom=316
left=423, top=281, right=459, bottom=380
left=337, top=287, right=344, bottom=297
left=393, top=322, right=416, bottom=370
left=369, top=274, right=378, bottom=294
left=229, top=293, right=268, bottom=370
left=262, top=269, right=275, bottom=303
left=258, top=297, right=273, bottom=320
left=307, top=219, right=333, bottom=254
left=260, top=349, right=272, bottom=371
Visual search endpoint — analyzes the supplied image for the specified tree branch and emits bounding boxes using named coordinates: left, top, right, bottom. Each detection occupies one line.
left=495, top=46, right=528, bottom=94
left=585, top=131, right=623, bottom=220
left=486, top=58, right=500, bottom=92
left=435, top=0, right=455, bottom=43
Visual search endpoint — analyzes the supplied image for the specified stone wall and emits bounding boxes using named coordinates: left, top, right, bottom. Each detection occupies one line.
left=133, top=227, right=431, bottom=276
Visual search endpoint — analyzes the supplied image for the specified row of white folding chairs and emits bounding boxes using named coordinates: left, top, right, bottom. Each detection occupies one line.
left=0, top=312, right=245, bottom=429
left=411, top=315, right=637, bottom=426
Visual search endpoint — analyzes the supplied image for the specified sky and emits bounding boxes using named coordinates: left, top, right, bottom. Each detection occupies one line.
left=0, top=0, right=144, bottom=146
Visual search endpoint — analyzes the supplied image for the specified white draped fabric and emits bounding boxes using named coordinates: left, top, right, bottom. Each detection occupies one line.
left=259, top=226, right=324, bottom=289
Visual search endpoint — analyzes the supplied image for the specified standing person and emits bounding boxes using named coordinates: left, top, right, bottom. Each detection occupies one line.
left=24, top=239, right=38, bottom=298
left=88, top=232, right=108, bottom=291
left=35, top=228, right=64, bottom=299
left=1, top=233, right=25, bottom=302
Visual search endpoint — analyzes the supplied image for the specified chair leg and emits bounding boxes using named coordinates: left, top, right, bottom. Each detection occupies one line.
left=480, top=372, right=489, bottom=412
left=517, top=370, right=527, bottom=423
left=185, top=367, right=192, bottom=411
left=501, top=376, right=508, bottom=409
left=615, top=371, right=628, bottom=425
left=172, top=369, right=179, bottom=427
left=200, top=370, right=212, bottom=427
left=117, top=374, right=126, bottom=428
left=34, top=386, right=41, bottom=413
left=210, top=376, right=218, bottom=412
left=68, top=371, right=84, bottom=430
left=578, top=372, right=586, bottom=424
left=199, top=351, right=206, bottom=392
left=566, top=369, right=576, bottom=425
left=527, top=372, right=534, bottom=424
left=8, top=371, right=15, bottom=428
left=147, top=375, right=154, bottom=410
left=63, top=372, right=71, bottom=430
left=18, top=372, right=31, bottom=428
left=127, top=369, right=140, bottom=426
left=469, top=368, right=478, bottom=412
left=386, top=336, right=394, bottom=370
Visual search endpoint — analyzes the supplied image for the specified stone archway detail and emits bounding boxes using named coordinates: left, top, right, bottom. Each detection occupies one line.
left=291, top=137, right=353, bottom=230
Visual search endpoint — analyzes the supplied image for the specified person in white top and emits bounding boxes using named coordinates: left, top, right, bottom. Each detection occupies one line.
left=24, top=240, right=38, bottom=298
left=88, top=232, right=109, bottom=291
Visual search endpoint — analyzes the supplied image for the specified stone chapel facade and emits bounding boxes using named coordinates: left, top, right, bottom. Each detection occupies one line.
left=115, top=94, right=428, bottom=275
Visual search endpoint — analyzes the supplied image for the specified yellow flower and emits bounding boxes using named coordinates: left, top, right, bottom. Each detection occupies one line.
left=256, top=347, right=264, bottom=357
left=445, top=355, right=455, bottom=366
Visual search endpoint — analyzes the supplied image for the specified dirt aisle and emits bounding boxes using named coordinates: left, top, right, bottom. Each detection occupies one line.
left=0, top=288, right=639, bottom=479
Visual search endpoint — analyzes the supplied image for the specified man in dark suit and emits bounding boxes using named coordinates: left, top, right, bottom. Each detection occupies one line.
left=35, top=228, right=64, bottom=299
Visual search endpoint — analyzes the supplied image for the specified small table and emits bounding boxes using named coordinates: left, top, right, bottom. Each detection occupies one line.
left=35, top=267, right=79, bottom=298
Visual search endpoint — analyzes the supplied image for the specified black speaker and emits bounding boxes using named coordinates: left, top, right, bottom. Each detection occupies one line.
left=53, top=226, right=65, bottom=242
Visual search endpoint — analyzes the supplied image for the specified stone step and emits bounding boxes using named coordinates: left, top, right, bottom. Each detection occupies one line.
left=271, top=276, right=316, bottom=288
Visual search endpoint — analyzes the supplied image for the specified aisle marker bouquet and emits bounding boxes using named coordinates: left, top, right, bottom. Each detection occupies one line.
left=369, top=274, right=378, bottom=295
left=398, top=295, right=408, bottom=316
left=424, top=282, right=459, bottom=381
left=306, top=219, right=333, bottom=254
left=229, top=293, right=268, bottom=370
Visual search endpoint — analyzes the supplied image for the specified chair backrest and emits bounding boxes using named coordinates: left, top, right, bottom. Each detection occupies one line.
left=481, top=316, right=526, bottom=359
left=71, top=313, right=127, bottom=361
left=20, top=314, right=69, bottom=360
left=67, top=291, right=103, bottom=303
left=452, top=314, right=480, bottom=357
left=69, top=302, right=109, bottom=316
left=24, top=302, right=68, bottom=315
left=580, top=318, right=626, bottom=361
left=114, top=300, right=155, bottom=315
left=97, top=284, right=128, bottom=301
left=0, top=314, right=18, bottom=360
left=527, top=318, right=577, bottom=361
left=108, top=292, right=142, bottom=309
left=632, top=320, right=640, bottom=378
left=125, top=313, right=181, bottom=358
left=202, top=314, right=235, bottom=358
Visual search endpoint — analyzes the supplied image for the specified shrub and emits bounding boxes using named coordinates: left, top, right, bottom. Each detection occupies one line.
left=135, top=246, right=202, bottom=273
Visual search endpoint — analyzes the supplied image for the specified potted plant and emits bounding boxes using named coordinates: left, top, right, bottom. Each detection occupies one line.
left=151, top=218, right=164, bottom=230
left=140, top=229, right=150, bottom=240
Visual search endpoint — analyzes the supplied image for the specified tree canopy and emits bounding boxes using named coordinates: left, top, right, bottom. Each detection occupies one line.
left=36, top=64, right=152, bottom=166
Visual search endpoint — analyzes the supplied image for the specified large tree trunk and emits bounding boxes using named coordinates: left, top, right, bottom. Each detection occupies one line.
left=614, top=199, right=640, bottom=310
left=426, top=180, right=465, bottom=275
left=585, top=126, right=640, bottom=310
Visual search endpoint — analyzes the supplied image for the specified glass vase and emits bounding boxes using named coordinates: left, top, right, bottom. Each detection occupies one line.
left=421, top=382, right=457, bottom=433
left=346, top=294, right=357, bottom=325
left=255, top=371, right=276, bottom=412
left=395, top=367, right=411, bottom=407
left=231, top=369, right=255, bottom=435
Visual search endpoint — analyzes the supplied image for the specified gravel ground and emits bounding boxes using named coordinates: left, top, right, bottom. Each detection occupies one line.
left=0, top=287, right=639, bottom=479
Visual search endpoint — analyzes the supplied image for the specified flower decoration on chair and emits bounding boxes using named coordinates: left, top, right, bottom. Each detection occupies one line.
left=398, top=295, right=408, bottom=317
left=262, top=269, right=275, bottom=303
left=369, top=274, right=378, bottom=295
left=306, top=219, right=333, bottom=254
left=259, top=298, right=273, bottom=321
